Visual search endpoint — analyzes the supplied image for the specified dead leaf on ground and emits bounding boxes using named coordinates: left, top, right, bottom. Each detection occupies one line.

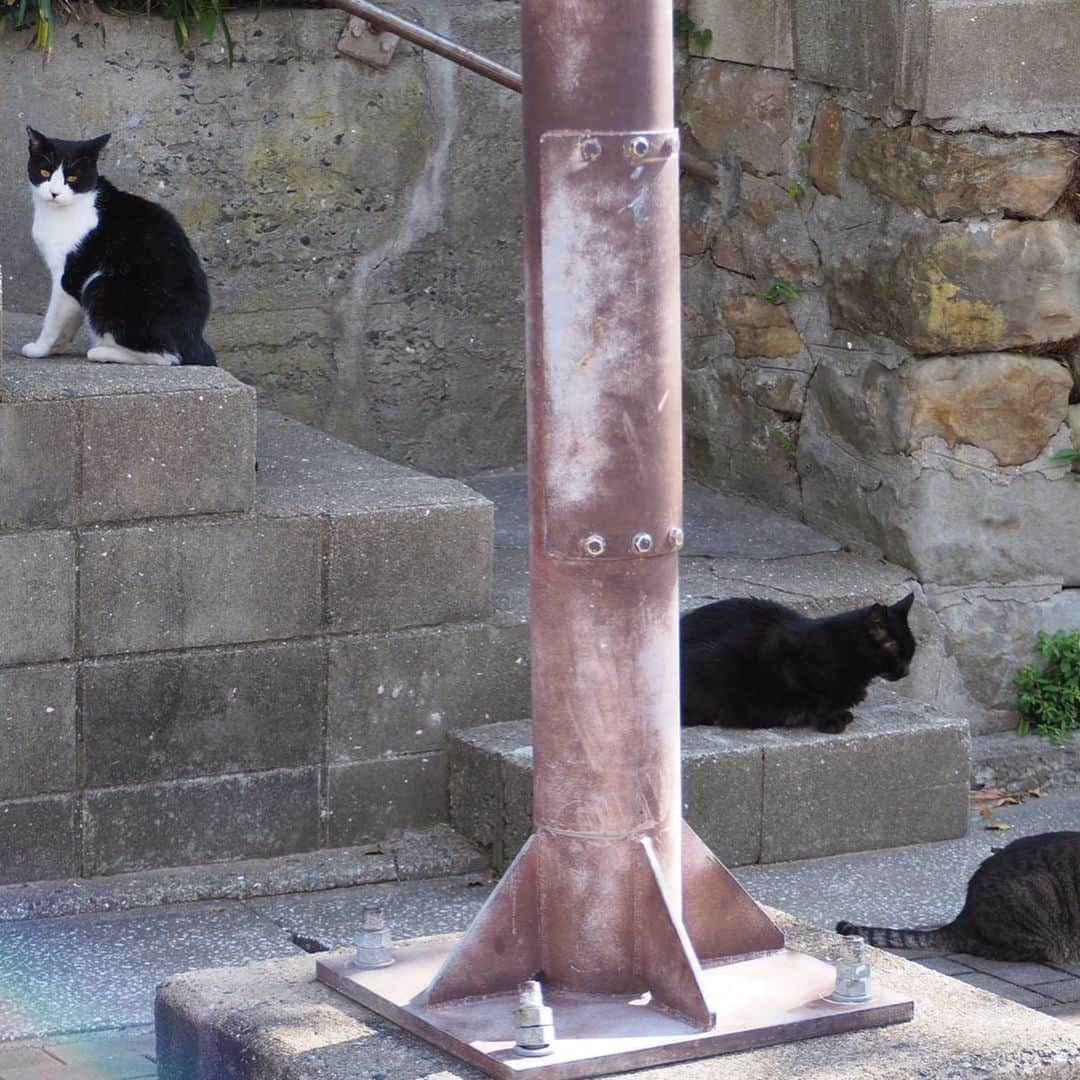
left=1025, top=787, right=1043, bottom=799
left=985, top=822, right=1014, bottom=832
left=979, top=807, right=993, bottom=819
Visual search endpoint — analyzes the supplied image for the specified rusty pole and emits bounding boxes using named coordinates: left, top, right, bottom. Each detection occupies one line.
left=421, top=0, right=782, bottom=1023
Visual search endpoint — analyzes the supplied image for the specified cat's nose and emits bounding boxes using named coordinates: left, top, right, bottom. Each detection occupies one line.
left=50, top=191, right=59, bottom=199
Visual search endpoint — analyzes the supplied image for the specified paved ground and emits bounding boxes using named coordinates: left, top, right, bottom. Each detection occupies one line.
left=1, top=796, right=1078, bottom=1076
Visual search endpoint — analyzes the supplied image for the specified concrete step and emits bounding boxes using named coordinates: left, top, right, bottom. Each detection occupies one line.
left=449, top=692, right=971, bottom=869
left=0, top=407, right=528, bottom=883
left=970, top=731, right=1080, bottom=793
left=1, top=310, right=256, bottom=526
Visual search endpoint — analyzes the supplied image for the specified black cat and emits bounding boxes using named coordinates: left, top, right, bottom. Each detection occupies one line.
left=680, top=593, right=916, bottom=732
left=838, top=832, right=1080, bottom=963
left=23, top=127, right=215, bottom=367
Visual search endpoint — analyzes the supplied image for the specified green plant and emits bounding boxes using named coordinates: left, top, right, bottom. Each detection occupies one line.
left=796, top=139, right=812, bottom=155
left=756, top=280, right=799, bottom=305
left=4, top=0, right=234, bottom=60
left=767, top=426, right=797, bottom=459
left=673, top=9, right=712, bottom=51
left=1053, top=446, right=1080, bottom=480
left=786, top=182, right=805, bottom=200
left=1017, top=629, right=1080, bottom=743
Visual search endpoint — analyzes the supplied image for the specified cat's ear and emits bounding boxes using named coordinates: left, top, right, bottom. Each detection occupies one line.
left=85, top=133, right=111, bottom=159
left=891, top=592, right=915, bottom=618
left=865, top=603, right=889, bottom=644
left=26, top=126, right=48, bottom=153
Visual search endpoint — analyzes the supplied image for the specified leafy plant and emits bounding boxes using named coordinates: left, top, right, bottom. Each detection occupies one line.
left=689, top=26, right=712, bottom=50
left=4, top=0, right=234, bottom=61
left=1017, top=629, right=1080, bottom=743
left=756, top=280, right=799, bottom=305
left=796, top=139, right=812, bottom=155
left=673, top=9, right=712, bottom=51
left=1053, top=446, right=1080, bottom=480
left=786, top=182, right=805, bottom=200
left=767, top=426, right=797, bottom=459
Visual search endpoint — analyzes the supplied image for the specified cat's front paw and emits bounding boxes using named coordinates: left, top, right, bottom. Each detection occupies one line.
left=813, top=710, right=853, bottom=734
left=21, top=341, right=51, bottom=358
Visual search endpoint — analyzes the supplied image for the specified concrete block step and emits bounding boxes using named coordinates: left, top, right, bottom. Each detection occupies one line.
left=449, top=694, right=970, bottom=869
left=1, top=311, right=256, bottom=527
left=970, top=731, right=1080, bottom=794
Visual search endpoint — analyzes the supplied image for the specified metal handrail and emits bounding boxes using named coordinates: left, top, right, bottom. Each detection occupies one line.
left=323, top=0, right=719, bottom=185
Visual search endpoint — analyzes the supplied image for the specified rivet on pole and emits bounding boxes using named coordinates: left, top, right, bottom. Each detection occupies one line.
left=632, top=532, right=654, bottom=555
left=626, top=135, right=651, bottom=161
left=668, top=526, right=685, bottom=550
left=513, top=980, right=555, bottom=1057
left=580, top=136, right=603, bottom=162
left=583, top=533, right=607, bottom=557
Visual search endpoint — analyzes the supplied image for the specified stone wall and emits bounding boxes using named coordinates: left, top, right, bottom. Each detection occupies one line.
left=0, top=0, right=524, bottom=476
left=680, top=0, right=1080, bottom=731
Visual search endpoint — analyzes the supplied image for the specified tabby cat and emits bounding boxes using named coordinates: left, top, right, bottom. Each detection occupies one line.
left=838, top=832, right=1080, bottom=963
left=680, top=593, right=916, bottom=732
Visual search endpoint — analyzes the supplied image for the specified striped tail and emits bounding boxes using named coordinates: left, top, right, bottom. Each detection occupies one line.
left=835, top=919, right=954, bottom=951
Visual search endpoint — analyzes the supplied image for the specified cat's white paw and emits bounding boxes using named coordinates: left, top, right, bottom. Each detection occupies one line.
left=21, top=341, right=51, bottom=358
left=85, top=346, right=112, bottom=363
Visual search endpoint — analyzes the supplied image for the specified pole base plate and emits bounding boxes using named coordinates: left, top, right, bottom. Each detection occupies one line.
left=317, top=934, right=913, bottom=1079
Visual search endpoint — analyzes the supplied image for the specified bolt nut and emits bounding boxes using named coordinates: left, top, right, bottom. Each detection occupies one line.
left=580, top=136, right=603, bottom=163
left=632, top=532, right=654, bottom=555
left=379, top=36, right=395, bottom=51
left=514, top=981, right=555, bottom=1057
left=828, top=935, right=871, bottom=1003
left=668, top=526, right=685, bottom=550
left=354, top=905, right=394, bottom=969
left=583, top=533, right=606, bottom=557
left=626, top=135, right=651, bottom=160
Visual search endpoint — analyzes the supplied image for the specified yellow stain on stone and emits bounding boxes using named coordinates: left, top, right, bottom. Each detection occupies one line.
left=923, top=265, right=1007, bottom=353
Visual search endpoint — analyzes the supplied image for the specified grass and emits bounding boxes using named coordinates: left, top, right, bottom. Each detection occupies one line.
left=1017, top=629, right=1080, bottom=744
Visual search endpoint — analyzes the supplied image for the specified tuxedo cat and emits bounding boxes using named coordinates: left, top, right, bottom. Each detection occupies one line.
left=22, top=128, right=215, bottom=366
left=838, top=832, right=1080, bottom=963
left=680, top=593, right=916, bottom=732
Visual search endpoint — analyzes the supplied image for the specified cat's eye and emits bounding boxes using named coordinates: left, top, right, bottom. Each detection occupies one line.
left=39, top=168, right=50, bottom=178
left=66, top=175, right=78, bottom=183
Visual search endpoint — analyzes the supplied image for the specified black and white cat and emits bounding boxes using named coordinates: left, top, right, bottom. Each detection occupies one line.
left=680, top=593, right=917, bottom=733
left=23, top=127, right=216, bottom=366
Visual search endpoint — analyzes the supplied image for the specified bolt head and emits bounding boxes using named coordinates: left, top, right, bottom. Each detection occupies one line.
left=583, top=533, right=606, bottom=557
left=668, top=526, right=685, bottom=550
left=632, top=532, right=654, bottom=555
left=580, top=137, right=603, bottom=163
left=627, top=136, right=651, bottom=160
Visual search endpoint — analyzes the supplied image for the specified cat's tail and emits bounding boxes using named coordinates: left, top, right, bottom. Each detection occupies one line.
left=181, top=337, right=217, bottom=367
left=835, top=919, right=955, bottom=951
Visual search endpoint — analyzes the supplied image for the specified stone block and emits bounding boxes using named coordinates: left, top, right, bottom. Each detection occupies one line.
left=828, top=220, right=1080, bottom=356
left=798, top=376, right=1080, bottom=587
left=848, top=126, right=1076, bottom=221
left=808, top=99, right=846, bottom=197
left=81, top=642, right=325, bottom=787
left=0, top=665, right=75, bottom=800
left=82, top=768, right=320, bottom=875
left=896, top=0, right=1080, bottom=133
left=328, top=493, right=492, bottom=634
left=721, top=296, right=803, bottom=359
left=0, top=531, right=75, bottom=665
left=79, top=516, right=323, bottom=656
left=682, top=728, right=763, bottom=866
left=759, top=705, right=969, bottom=862
left=328, top=621, right=530, bottom=762
left=682, top=61, right=795, bottom=176
left=793, top=0, right=901, bottom=113
left=326, top=754, right=448, bottom=846
left=0, top=401, right=77, bottom=529
left=79, top=384, right=256, bottom=523
left=687, top=0, right=793, bottom=69
left=0, top=794, right=77, bottom=885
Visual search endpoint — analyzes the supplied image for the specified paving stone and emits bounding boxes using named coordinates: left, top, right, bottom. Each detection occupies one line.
left=915, top=956, right=974, bottom=976
left=0, top=1046, right=62, bottom=1071
left=389, top=825, right=488, bottom=882
left=0, top=666, right=75, bottom=800
left=328, top=495, right=492, bottom=634
left=81, top=642, right=325, bottom=787
left=326, top=755, right=448, bottom=847
left=1031, top=980, right=1080, bottom=1005
left=79, top=384, right=256, bottom=523
left=0, top=532, right=75, bottom=665
left=78, top=517, right=322, bottom=656
left=0, top=901, right=299, bottom=1039
left=952, top=956, right=1071, bottom=987
left=1043, top=1001, right=1080, bottom=1024
left=82, top=768, right=321, bottom=876
left=0, top=401, right=77, bottom=530
left=43, top=1029, right=158, bottom=1076
left=952, top=972, right=1054, bottom=1010
left=328, top=622, right=529, bottom=761
left=0, top=795, right=77, bottom=887
left=246, top=874, right=492, bottom=951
